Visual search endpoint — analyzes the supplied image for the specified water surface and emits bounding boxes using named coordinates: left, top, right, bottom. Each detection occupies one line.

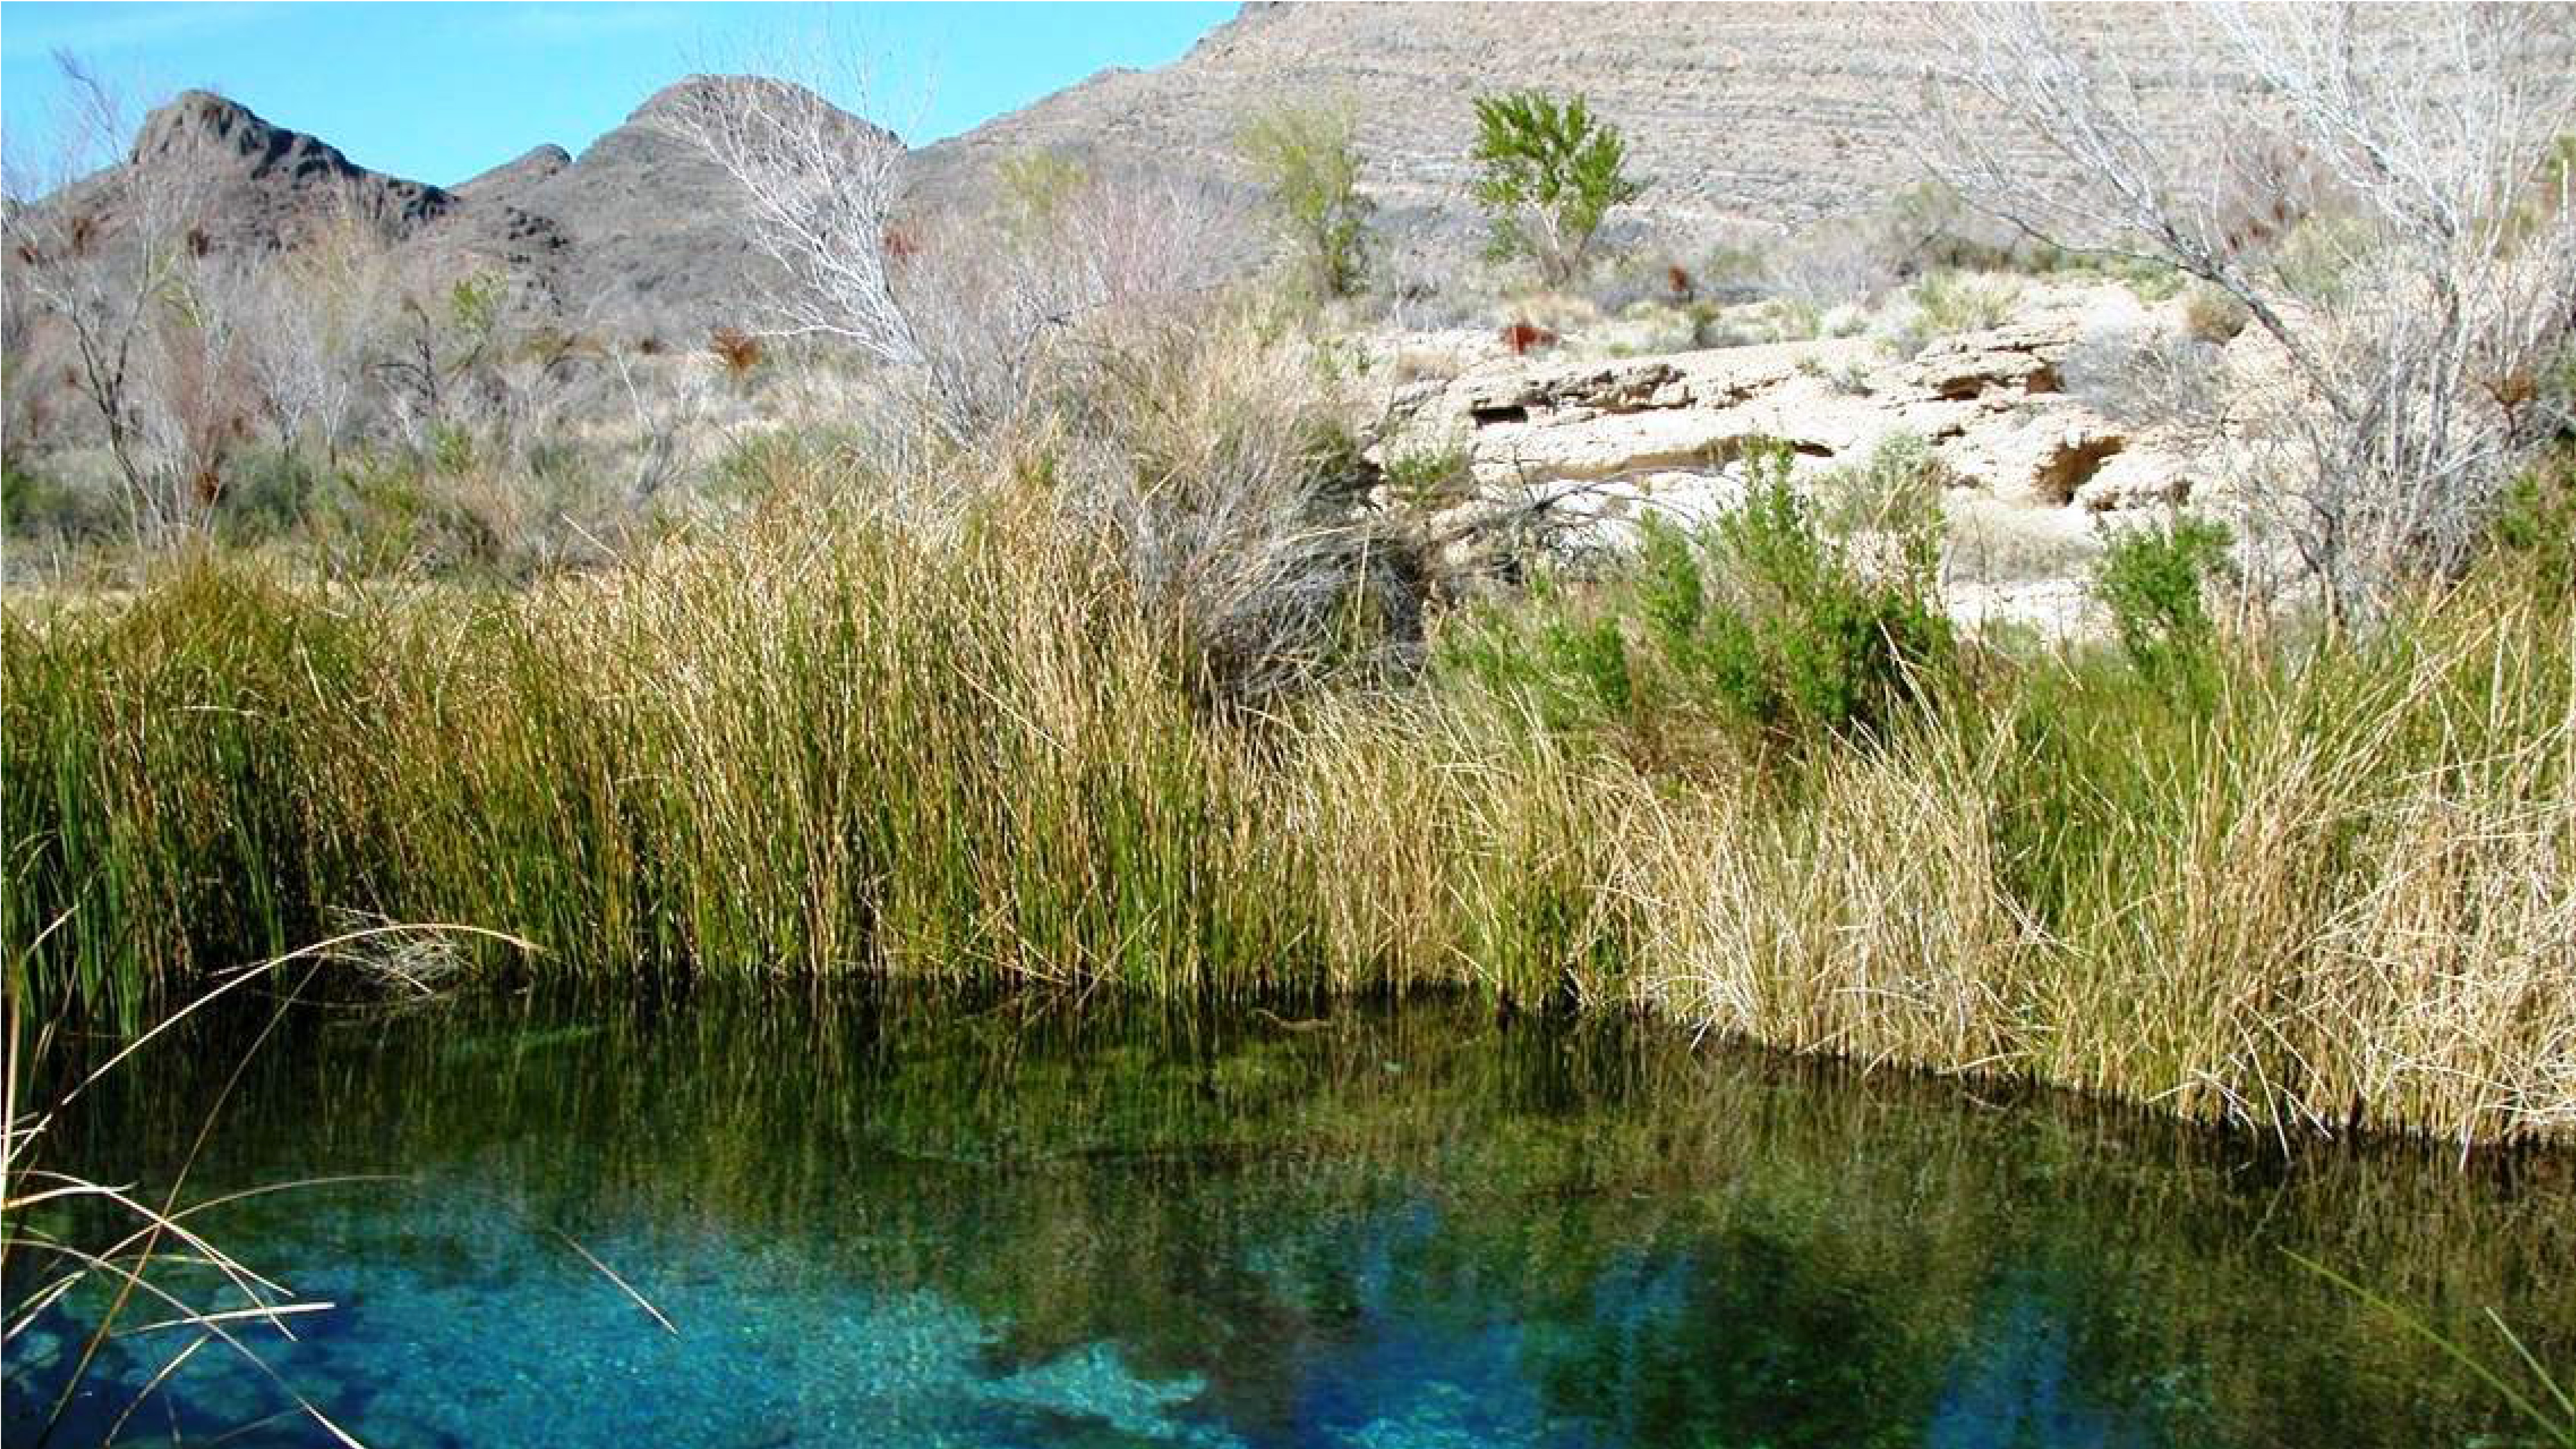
left=10, top=991, right=2572, bottom=1447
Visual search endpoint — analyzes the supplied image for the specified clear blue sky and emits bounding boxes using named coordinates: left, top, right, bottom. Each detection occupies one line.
left=1, top=2, right=1237, bottom=187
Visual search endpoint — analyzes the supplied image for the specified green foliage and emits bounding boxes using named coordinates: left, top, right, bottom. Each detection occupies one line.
left=1378, top=439, right=1472, bottom=507
left=994, top=148, right=1090, bottom=242
left=2269, top=214, right=2375, bottom=306
left=2095, top=516, right=2233, bottom=698
left=1, top=462, right=122, bottom=544
left=1907, top=270, right=2022, bottom=337
left=447, top=271, right=507, bottom=338
left=2488, top=441, right=2575, bottom=603
left=1237, top=101, right=1375, bottom=299
left=428, top=420, right=477, bottom=476
left=1440, top=442, right=1955, bottom=750
left=213, top=449, right=326, bottom=547
left=1811, top=432, right=1951, bottom=557
left=1469, top=89, right=1645, bottom=285
left=1676, top=447, right=1955, bottom=742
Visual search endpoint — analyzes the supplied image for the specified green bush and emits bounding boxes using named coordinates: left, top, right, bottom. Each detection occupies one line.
left=214, top=449, right=325, bottom=547
left=1, top=462, right=123, bottom=544
left=1908, top=270, right=2022, bottom=337
left=2095, top=516, right=2233, bottom=699
left=1238, top=101, right=1375, bottom=299
left=1670, top=447, right=1955, bottom=741
left=1469, top=90, right=1644, bottom=286
left=1440, top=442, right=1956, bottom=750
left=2488, top=440, right=2574, bottom=603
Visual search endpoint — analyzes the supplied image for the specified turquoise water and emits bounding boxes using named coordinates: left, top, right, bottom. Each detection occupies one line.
left=9, top=992, right=2572, bottom=1447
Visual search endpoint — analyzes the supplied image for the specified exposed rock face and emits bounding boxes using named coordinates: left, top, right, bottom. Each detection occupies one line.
left=26, top=81, right=880, bottom=335
left=453, top=146, right=573, bottom=208
left=427, top=78, right=831, bottom=332
left=907, top=3, right=2249, bottom=260
left=67, top=90, right=456, bottom=250
left=1365, top=279, right=2217, bottom=582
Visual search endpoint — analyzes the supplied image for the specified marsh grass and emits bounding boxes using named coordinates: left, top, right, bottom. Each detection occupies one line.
left=4, top=459, right=2570, bottom=1147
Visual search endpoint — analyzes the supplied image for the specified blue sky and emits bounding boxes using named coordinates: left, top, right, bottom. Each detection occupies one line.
left=1, top=3, right=1236, bottom=187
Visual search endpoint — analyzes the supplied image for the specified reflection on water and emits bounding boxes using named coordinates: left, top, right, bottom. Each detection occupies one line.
left=9, top=990, right=2573, bottom=1447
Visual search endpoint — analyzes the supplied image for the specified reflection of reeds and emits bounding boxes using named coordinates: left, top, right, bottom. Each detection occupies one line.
left=84, top=987, right=2576, bottom=1448
left=2292, top=1252, right=2575, bottom=1448
left=4, top=926, right=525, bottom=1445
left=2, top=485, right=2568, bottom=1147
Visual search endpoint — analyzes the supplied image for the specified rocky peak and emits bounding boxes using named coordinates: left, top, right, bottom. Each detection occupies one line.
left=125, top=89, right=453, bottom=238
left=455, top=145, right=573, bottom=205
left=624, top=73, right=901, bottom=147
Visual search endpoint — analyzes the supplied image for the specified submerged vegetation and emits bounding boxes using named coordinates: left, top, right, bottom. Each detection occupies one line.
left=15, top=989, right=2575, bottom=1446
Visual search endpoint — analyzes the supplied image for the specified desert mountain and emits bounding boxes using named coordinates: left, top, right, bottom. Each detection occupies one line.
left=24, top=5, right=2258, bottom=334
left=906, top=3, right=2228, bottom=258
left=45, top=88, right=457, bottom=253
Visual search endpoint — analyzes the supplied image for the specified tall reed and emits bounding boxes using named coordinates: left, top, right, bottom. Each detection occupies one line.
left=5, top=482, right=2569, bottom=1147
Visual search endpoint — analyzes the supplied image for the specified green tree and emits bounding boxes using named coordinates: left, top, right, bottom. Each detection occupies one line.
left=1469, top=90, right=1645, bottom=285
left=1237, top=101, right=1375, bottom=298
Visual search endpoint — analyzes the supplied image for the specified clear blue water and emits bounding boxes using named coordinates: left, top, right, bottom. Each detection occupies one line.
left=8, top=992, right=2572, bottom=1447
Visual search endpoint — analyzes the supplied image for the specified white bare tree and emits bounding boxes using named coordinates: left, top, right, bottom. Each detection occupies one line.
left=645, top=72, right=921, bottom=363
left=1927, top=3, right=2576, bottom=622
left=3, top=53, right=236, bottom=543
left=650, top=59, right=1255, bottom=445
left=235, top=204, right=402, bottom=466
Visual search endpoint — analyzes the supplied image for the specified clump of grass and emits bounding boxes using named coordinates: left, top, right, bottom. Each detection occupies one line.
left=1908, top=270, right=2023, bottom=337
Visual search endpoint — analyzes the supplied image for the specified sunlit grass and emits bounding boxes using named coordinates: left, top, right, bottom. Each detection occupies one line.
left=5, top=464, right=2569, bottom=1148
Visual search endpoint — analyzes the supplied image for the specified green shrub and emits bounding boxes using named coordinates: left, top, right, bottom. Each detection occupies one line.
left=1, top=462, right=122, bottom=544
left=214, top=449, right=325, bottom=547
left=1440, top=442, right=1955, bottom=750
left=1379, top=440, right=1472, bottom=507
left=1671, top=447, right=1955, bottom=742
left=1238, top=101, right=1375, bottom=299
left=2488, top=440, right=2574, bottom=603
left=994, top=148, right=1090, bottom=242
left=2095, top=516, right=2233, bottom=698
left=1812, top=432, right=1951, bottom=550
left=1469, top=90, right=1645, bottom=286
left=1908, top=270, right=2022, bottom=337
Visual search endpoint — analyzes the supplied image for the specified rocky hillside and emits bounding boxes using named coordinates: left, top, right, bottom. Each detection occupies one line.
left=15, top=80, right=842, bottom=338
left=908, top=3, right=2228, bottom=251
left=18, top=5, right=2284, bottom=336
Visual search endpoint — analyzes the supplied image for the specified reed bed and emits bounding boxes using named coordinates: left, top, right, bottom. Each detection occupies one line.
left=5, top=475, right=2570, bottom=1149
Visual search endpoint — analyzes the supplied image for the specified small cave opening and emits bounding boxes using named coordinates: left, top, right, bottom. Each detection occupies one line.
left=2035, top=437, right=2125, bottom=505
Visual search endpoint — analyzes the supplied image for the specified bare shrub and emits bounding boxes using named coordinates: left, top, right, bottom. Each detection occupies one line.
left=2, top=55, right=236, bottom=543
left=1764, top=215, right=1900, bottom=308
left=235, top=203, right=402, bottom=463
left=2061, top=325, right=2232, bottom=430
left=899, top=167, right=1254, bottom=439
left=654, top=67, right=1254, bottom=444
left=1057, top=318, right=1411, bottom=707
left=1928, top=2, right=2576, bottom=621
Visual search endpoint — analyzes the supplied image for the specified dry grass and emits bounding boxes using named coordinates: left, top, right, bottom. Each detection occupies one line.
left=5, top=430, right=2569, bottom=1150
